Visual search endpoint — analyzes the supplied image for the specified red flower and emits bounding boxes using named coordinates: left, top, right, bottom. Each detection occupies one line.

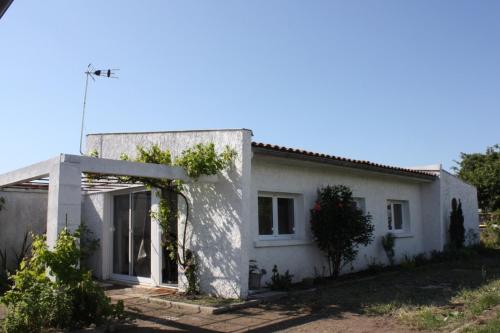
left=337, top=202, right=343, bottom=208
left=314, top=202, right=321, bottom=212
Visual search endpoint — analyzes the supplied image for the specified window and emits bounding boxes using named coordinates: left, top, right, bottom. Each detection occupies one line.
left=387, top=200, right=408, bottom=232
left=258, top=195, right=296, bottom=237
left=258, top=197, right=273, bottom=235
left=353, top=197, right=366, bottom=213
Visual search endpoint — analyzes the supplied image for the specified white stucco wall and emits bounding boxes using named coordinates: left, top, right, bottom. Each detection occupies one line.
left=85, top=129, right=252, bottom=298
left=0, top=189, right=47, bottom=269
left=440, top=170, right=480, bottom=246
left=81, top=191, right=111, bottom=278
left=249, top=156, right=436, bottom=284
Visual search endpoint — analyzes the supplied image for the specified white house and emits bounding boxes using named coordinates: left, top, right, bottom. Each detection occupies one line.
left=0, top=129, right=479, bottom=299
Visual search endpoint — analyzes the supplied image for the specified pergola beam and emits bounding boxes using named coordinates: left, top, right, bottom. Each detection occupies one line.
left=63, top=154, right=189, bottom=181
left=0, top=157, right=58, bottom=187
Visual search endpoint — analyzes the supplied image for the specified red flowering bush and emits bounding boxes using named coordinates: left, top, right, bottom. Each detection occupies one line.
left=310, top=185, right=374, bottom=278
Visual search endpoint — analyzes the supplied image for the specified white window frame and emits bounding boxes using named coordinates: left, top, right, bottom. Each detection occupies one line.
left=387, top=200, right=409, bottom=233
left=258, top=193, right=297, bottom=240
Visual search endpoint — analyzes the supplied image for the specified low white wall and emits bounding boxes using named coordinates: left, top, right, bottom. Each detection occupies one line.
left=85, top=129, right=252, bottom=298
left=0, top=189, right=47, bottom=269
left=440, top=170, right=480, bottom=246
left=249, top=156, right=434, bottom=284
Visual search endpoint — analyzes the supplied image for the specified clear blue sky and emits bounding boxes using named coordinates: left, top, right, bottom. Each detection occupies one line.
left=1, top=1, right=499, bottom=174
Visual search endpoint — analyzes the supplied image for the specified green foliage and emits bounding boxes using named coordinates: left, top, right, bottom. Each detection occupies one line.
left=0, top=228, right=121, bottom=332
left=449, top=198, right=466, bottom=249
left=88, top=149, right=99, bottom=158
left=364, top=256, right=385, bottom=274
left=13, top=231, right=32, bottom=268
left=267, top=265, right=293, bottom=291
left=1, top=231, right=32, bottom=295
left=381, top=232, right=396, bottom=266
left=77, top=222, right=100, bottom=265
left=118, top=145, right=173, bottom=189
left=400, top=254, right=416, bottom=269
left=151, top=195, right=178, bottom=261
left=454, top=144, right=500, bottom=212
left=481, top=211, right=500, bottom=248
left=0, top=249, right=8, bottom=294
left=310, top=185, right=374, bottom=278
left=174, top=143, right=236, bottom=180
left=184, top=250, right=199, bottom=295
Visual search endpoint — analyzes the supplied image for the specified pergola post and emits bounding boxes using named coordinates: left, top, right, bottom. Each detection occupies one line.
left=46, top=159, right=82, bottom=248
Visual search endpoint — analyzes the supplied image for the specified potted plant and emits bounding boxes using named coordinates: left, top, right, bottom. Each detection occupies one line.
left=249, top=260, right=266, bottom=290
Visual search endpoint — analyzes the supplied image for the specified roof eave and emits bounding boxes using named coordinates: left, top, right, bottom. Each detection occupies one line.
left=252, top=146, right=436, bottom=182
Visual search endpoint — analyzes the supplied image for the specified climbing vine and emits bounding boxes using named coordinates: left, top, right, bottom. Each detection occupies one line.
left=89, top=143, right=236, bottom=294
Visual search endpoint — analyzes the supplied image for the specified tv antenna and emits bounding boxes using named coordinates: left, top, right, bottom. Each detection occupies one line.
left=79, top=64, right=119, bottom=155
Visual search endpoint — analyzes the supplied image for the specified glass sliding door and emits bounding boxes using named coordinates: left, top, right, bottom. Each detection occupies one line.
left=112, top=191, right=151, bottom=281
left=113, top=194, right=130, bottom=275
left=132, top=192, right=151, bottom=278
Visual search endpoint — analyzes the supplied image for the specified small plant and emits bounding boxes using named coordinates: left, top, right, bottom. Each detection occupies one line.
left=413, top=253, right=428, bottom=266
left=400, top=254, right=416, bottom=269
left=449, top=198, right=465, bottom=249
left=381, top=232, right=396, bottom=266
left=12, top=231, right=32, bottom=268
left=1, top=231, right=33, bottom=295
left=77, top=222, right=100, bottom=269
left=267, top=265, right=293, bottom=291
left=364, top=256, right=385, bottom=274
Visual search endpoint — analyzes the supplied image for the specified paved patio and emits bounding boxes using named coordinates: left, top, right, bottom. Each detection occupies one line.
left=105, top=286, right=410, bottom=333
left=106, top=286, right=302, bottom=332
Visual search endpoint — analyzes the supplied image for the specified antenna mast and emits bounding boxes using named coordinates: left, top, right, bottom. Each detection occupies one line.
left=79, top=64, right=119, bottom=155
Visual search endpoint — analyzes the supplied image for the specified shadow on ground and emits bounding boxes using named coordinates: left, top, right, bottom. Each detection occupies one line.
left=112, top=249, right=500, bottom=332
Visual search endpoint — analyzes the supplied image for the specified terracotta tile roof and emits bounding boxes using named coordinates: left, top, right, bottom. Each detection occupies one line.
left=251, top=142, right=437, bottom=179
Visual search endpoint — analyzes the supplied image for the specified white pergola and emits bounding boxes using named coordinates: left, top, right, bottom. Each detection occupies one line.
left=0, top=154, right=192, bottom=248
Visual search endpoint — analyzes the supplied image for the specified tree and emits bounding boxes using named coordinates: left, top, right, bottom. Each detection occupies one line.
left=310, top=185, right=374, bottom=278
left=454, top=144, right=500, bottom=212
left=449, top=198, right=465, bottom=248
left=0, top=197, right=4, bottom=212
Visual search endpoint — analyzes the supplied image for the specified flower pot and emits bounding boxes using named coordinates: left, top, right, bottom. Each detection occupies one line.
left=249, top=272, right=262, bottom=290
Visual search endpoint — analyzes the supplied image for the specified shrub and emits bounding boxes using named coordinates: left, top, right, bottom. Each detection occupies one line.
left=267, top=265, right=293, bottom=291
left=481, top=211, right=500, bottom=249
left=400, top=254, right=416, bottom=269
left=0, top=228, right=122, bottom=332
left=364, top=256, right=385, bottom=274
left=413, top=253, right=428, bottom=267
left=381, top=233, right=396, bottom=266
left=0, top=248, right=8, bottom=294
left=449, top=198, right=465, bottom=249
left=310, top=185, right=374, bottom=278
